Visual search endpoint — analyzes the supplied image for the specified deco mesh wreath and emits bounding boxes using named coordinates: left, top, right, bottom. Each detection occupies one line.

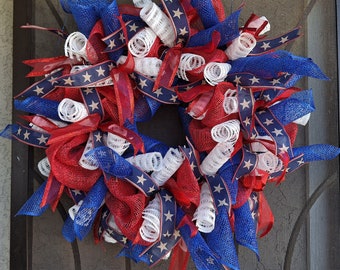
left=2, top=0, right=340, bottom=269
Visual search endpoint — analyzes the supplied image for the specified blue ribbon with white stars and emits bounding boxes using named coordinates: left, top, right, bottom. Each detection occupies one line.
left=238, top=86, right=255, bottom=137
left=80, top=88, right=104, bottom=119
left=255, top=108, right=293, bottom=157
left=11, top=123, right=50, bottom=148
left=102, top=20, right=147, bottom=53
left=161, top=0, right=190, bottom=45
left=134, top=72, right=180, bottom=105
left=250, top=28, right=300, bottom=55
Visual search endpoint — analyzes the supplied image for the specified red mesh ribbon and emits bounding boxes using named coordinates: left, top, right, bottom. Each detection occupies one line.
left=105, top=177, right=147, bottom=242
left=164, top=158, right=200, bottom=210
left=169, top=241, right=190, bottom=270
left=86, top=20, right=110, bottom=64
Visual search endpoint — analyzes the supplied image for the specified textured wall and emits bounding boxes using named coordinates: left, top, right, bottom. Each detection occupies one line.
left=0, top=1, right=13, bottom=270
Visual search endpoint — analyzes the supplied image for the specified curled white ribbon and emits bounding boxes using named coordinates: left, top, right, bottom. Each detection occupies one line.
left=57, top=98, right=89, bottom=122
left=103, top=214, right=123, bottom=244
left=204, top=62, right=232, bottom=86
left=151, top=148, right=184, bottom=186
left=132, top=0, right=152, bottom=8
left=139, top=195, right=161, bottom=242
left=223, top=88, right=238, bottom=114
left=200, top=141, right=234, bottom=176
left=225, top=32, right=257, bottom=60
left=79, top=135, right=99, bottom=170
left=177, top=53, right=205, bottom=81
left=140, top=2, right=176, bottom=47
left=192, top=182, right=216, bottom=233
left=211, top=119, right=240, bottom=144
left=118, top=55, right=162, bottom=78
left=126, top=152, right=163, bottom=172
left=105, top=133, right=130, bottom=156
left=128, top=27, right=157, bottom=58
left=64, top=31, right=88, bottom=62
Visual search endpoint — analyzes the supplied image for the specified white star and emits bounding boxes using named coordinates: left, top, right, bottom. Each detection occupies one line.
left=249, top=76, right=260, bottom=84
left=279, top=144, right=289, bottom=153
left=263, top=94, right=271, bottom=101
left=72, top=189, right=82, bottom=196
left=139, top=79, right=147, bottom=89
left=33, top=85, right=44, bottom=95
left=37, top=134, right=48, bottom=145
left=137, top=174, right=147, bottom=185
left=148, top=185, right=156, bottom=193
left=173, top=229, right=181, bottom=239
left=17, top=127, right=22, bottom=135
left=163, top=193, right=173, bottom=202
left=157, top=241, right=168, bottom=252
left=240, top=99, right=251, bottom=110
left=243, top=117, right=251, bottom=126
left=261, top=42, right=271, bottom=50
left=190, top=162, right=196, bottom=171
left=234, top=75, right=242, bottom=84
left=218, top=199, right=228, bottom=207
left=213, top=184, right=224, bottom=193
left=279, top=36, right=289, bottom=44
left=170, top=95, right=178, bottom=103
left=154, top=88, right=163, bottom=97
left=96, top=66, right=106, bottom=77
left=89, top=100, right=99, bottom=111
left=119, top=32, right=125, bottom=42
left=108, top=39, right=116, bottom=49
left=172, top=8, right=183, bottom=19
left=264, top=118, right=274, bottom=126
left=83, top=88, right=93, bottom=95
left=23, top=130, right=30, bottom=140
left=243, top=159, right=253, bottom=170
left=82, top=72, right=92, bottom=83
left=163, top=230, right=172, bottom=237
left=63, top=77, right=75, bottom=85
left=272, top=128, right=283, bottom=137
left=48, top=76, right=58, bottom=85
left=270, top=78, right=280, bottom=85
left=122, top=236, right=128, bottom=244
left=164, top=210, right=174, bottom=221
left=179, top=27, right=188, bottom=36
left=297, top=158, right=304, bottom=165
left=108, top=63, right=115, bottom=71
left=94, top=133, right=102, bottom=142
left=129, top=23, right=139, bottom=32
left=207, top=257, right=215, bottom=265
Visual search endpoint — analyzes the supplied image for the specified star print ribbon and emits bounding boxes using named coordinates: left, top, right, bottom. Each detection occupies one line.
left=10, top=123, right=50, bottom=148
left=250, top=28, right=300, bottom=55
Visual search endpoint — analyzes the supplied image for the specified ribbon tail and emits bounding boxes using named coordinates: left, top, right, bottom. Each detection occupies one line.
left=16, top=181, right=49, bottom=216
left=74, top=176, right=107, bottom=240
left=169, top=242, right=190, bottom=270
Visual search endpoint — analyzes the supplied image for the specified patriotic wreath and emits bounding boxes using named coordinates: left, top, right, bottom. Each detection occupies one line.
left=2, top=0, right=340, bottom=269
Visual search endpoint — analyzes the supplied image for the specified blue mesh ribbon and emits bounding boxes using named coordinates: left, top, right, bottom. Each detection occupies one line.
left=14, top=96, right=60, bottom=120
left=74, top=176, right=107, bottom=240
left=269, top=89, right=315, bottom=125
left=230, top=50, right=329, bottom=80
left=234, top=201, right=259, bottom=258
left=16, top=181, right=49, bottom=216
left=187, top=9, right=241, bottom=47
left=190, top=0, right=220, bottom=28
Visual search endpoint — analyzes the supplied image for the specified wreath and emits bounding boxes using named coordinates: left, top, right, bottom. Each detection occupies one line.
left=2, top=0, right=339, bottom=269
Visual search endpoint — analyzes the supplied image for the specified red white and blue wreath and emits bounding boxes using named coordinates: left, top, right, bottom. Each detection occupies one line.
left=2, top=0, right=339, bottom=269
